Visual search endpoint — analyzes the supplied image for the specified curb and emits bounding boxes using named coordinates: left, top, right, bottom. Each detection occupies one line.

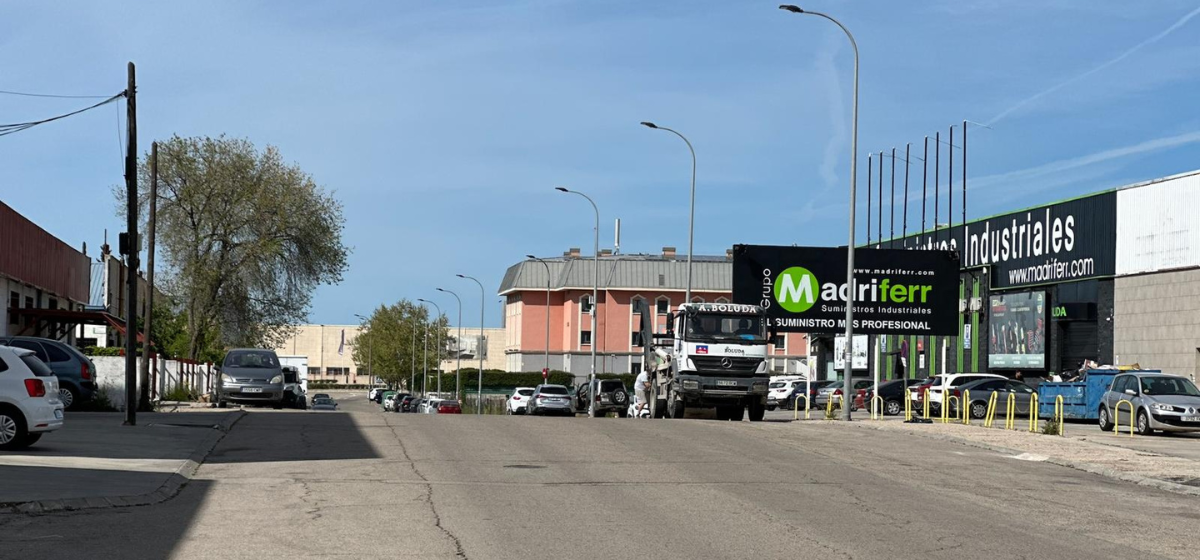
left=830, top=420, right=1200, bottom=498
left=1, top=410, right=247, bottom=514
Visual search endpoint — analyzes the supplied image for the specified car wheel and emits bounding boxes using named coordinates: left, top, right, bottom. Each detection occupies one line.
left=667, top=389, right=685, bottom=419
left=1136, top=409, right=1153, bottom=435
left=970, top=401, right=988, bottom=420
left=1097, top=406, right=1112, bottom=431
left=58, top=386, right=79, bottom=410
left=885, top=399, right=902, bottom=416
left=715, top=406, right=730, bottom=421
left=217, top=400, right=228, bottom=409
left=0, top=408, right=29, bottom=450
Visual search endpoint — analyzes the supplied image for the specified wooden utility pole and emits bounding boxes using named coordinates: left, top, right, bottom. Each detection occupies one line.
left=138, top=141, right=157, bottom=412
left=123, top=62, right=139, bottom=426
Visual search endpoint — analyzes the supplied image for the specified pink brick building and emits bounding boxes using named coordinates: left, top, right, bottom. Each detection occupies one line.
left=499, top=247, right=809, bottom=381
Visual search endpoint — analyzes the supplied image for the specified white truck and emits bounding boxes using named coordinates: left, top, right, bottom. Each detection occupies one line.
left=637, top=302, right=773, bottom=421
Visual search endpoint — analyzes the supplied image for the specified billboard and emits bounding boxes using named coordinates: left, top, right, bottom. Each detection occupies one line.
left=833, top=334, right=868, bottom=370
left=988, top=291, right=1046, bottom=369
left=875, top=191, right=1116, bottom=289
left=732, top=245, right=960, bottom=335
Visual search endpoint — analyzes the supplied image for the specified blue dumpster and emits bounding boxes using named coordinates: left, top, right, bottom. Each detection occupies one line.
left=1037, top=369, right=1161, bottom=420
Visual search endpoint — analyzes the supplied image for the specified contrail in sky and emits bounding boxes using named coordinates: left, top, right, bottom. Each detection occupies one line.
left=988, top=4, right=1200, bottom=125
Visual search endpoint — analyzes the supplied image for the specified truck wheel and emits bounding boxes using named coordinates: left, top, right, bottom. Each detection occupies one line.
left=652, top=399, right=667, bottom=419
left=715, top=406, right=730, bottom=421
left=668, top=389, right=685, bottom=419
left=748, top=402, right=765, bottom=422
left=729, top=406, right=745, bottom=422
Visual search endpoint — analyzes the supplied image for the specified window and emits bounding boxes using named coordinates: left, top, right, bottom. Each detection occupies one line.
left=23, top=297, right=33, bottom=326
left=1009, top=382, right=1033, bottom=394
left=48, top=298, right=57, bottom=310
left=631, top=362, right=642, bottom=375
left=1111, top=376, right=1130, bottom=394
left=44, top=342, right=72, bottom=363
left=771, top=334, right=783, bottom=347
left=715, top=297, right=730, bottom=304
left=656, top=298, right=669, bottom=315
left=581, top=295, right=594, bottom=313
left=691, top=296, right=704, bottom=304
left=631, top=332, right=643, bottom=347
left=8, top=292, right=17, bottom=325
left=307, top=367, right=320, bottom=376
left=580, top=331, right=592, bottom=345
left=326, top=367, right=348, bottom=376
left=973, top=380, right=1003, bottom=392
left=631, top=296, right=645, bottom=314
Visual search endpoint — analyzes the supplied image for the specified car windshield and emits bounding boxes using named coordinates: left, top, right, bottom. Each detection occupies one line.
left=224, top=351, right=279, bottom=368
left=517, top=389, right=534, bottom=396
left=684, top=313, right=767, bottom=342
left=314, top=398, right=332, bottom=405
left=769, top=382, right=787, bottom=389
left=1141, top=377, right=1200, bottom=397
left=540, top=386, right=569, bottom=395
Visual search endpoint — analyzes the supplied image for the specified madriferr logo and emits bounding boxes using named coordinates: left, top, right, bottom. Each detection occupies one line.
left=773, top=266, right=818, bottom=313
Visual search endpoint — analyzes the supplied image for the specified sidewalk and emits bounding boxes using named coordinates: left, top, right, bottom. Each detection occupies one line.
left=0, top=410, right=243, bottom=512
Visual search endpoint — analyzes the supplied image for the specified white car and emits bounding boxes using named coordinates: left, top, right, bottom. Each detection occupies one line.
left=911, top=373, right=1006, bottom=412
left=506, top=387, right=535, bottom=415
left=0, top=346, right=64, bottom=450
left=368, top=388, right=383, bottom=401
left=421, top=399, right=440, bottom=414
left=767, top=378, right=805, bottom=411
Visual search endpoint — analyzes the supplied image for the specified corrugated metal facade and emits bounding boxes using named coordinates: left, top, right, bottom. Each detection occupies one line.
left=499, top=255, right=732, bottom=294
left=1116, top=170, right=1200, bottom=275
left=0, top=201, right=89, bottom=304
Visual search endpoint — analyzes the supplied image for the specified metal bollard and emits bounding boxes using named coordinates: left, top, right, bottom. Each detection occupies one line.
left=942, top=395, right=959, bottom=424
left=904, top=389, right=913, bottom=421
left=1114, top=399, right=1135, bottom=437
left=984, top=391, right=999, bottom=428
left=1054, top=395, right=1065, bottom=436
left=1028, top=392, right=1040, bottom=432
left=962, top=389, right=971, bottom=425
left=794, top=395, right=810, bottom=420
left=1005, top=392, right=1016, bottom=431
left=826, top=394, right=843, bottom=419
left=923, top=388, right=931, bottom=420
left=870, top=396, right=885, bottom=420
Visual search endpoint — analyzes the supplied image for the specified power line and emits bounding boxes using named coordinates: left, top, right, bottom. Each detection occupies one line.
left=0, top=92, right=125, bottom=137
left=0, top=89, right=114, bottom=99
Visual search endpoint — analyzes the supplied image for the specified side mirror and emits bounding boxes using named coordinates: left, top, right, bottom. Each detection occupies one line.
left=1124, top=389, right=1137, bottom=396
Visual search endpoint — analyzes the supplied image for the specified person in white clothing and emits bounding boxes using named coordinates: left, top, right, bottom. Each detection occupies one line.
left=634, top=370, right=650, bottom=416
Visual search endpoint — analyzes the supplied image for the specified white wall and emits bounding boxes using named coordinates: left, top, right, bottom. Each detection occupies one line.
left=92, top=356, right=212, bottom=409
left=1117, top=172, right=1200, bottom=275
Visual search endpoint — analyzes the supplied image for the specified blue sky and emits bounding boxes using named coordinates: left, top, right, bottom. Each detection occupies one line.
left=3, top=1, right=1199, bottom=327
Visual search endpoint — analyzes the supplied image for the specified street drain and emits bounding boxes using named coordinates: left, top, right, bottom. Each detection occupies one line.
left=504, top=464, right=546, bottom=469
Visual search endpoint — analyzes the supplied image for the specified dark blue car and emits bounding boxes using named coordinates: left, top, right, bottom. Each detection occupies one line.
left=0, top=336, right=97, bottom=410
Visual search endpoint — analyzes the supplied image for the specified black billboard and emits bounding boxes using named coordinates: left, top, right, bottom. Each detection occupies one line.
left=731, top=245, right=960, bottom=335
left=875, top=191, right=1116, bottom=289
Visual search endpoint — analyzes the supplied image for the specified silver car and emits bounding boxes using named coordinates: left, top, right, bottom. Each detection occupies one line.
left=1099, top=372, right=1200, bottom=435
left=527, top=384, right=574, bottom=416
left=215, top=349, right=286, bottom=409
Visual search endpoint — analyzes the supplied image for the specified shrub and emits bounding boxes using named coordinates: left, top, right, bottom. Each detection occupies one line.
left=162, top=385, right=195, bottom=402
left=1041, top=418, right=1063, bottom=436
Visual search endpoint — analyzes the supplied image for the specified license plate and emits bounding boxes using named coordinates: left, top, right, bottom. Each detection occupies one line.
left=717, top=380, right=737, bottom=387
left=54, top=409, right=64, bottom=420
left=1184, top=416, right=1200, bottom=422
left=243, top=387, right=263, bottom=393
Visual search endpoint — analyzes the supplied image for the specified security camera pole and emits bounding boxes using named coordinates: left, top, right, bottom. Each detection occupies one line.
left=780, top=5, right=859, bottom=420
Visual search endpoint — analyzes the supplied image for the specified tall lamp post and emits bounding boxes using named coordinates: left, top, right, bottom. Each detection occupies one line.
left=437, top=288, right=464, bottom=399
left=456, top=274, right=486, bottom=415
left=554, top=187, right=599, bottom=418
left=780, top=4, right=859, bottom=421
left=410, top=323, right=417, bottom=393
left=418, top=299, right=443, bottom=396
left=353, top=313, right=373, bottom=387
left=525, top=255, right=553, bottom=379
left=640, top=122, right=697, bottom=302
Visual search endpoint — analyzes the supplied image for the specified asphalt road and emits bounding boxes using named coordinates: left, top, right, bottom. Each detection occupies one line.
left=1, top=390, right=1197, bottom=559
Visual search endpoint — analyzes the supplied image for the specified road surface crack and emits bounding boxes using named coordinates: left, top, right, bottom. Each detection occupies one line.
left=386, top=416, right=469, bottom=559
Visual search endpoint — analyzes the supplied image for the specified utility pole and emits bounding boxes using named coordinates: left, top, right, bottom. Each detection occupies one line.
left=138, top=141, right=157, bottom=412
left=123, top=61, right=139, bottom=426
left=410, top=326, right=416, bottom=393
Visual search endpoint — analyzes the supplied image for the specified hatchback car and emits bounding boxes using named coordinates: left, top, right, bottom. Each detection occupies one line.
left=434, top=400, right=462, bottom=414
left=215, top=349, right=286, bottom=409
left=863, top=378, right=928, bottom=416
left=0, top=336, right=96, bottom=410
left=814, top=379, right=872, bottom=410
left=399, top=395, right=417, bottom=412
left=910, top=373, right=1006, bottom=414
left=310, top=397, right=338, bottom=411
left=0, top=346, right=64, bottom=450
left=1098, top=372, right=1200, bottom=435
left=955, top=378, right=1036, bottom=419
left=506, top=387, right=535, bottom=415
left=527, top=384, right=573, bottom=416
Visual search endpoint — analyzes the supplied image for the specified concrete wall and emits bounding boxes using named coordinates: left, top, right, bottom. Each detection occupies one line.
left=92, top=356, right=213, bottom=409
left=1114, top=268, right=1200, bottom=379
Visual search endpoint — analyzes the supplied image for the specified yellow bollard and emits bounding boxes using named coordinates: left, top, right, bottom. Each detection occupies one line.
left=1114, top=399, right=1135, bottom=437
left=1028, top=392, right=1040, bottom=432
left=1005, top=392, right=1016, bottom=430
left=826, top=393, right=836, bottom=419
left=923, top=388, right=931, bottom=420
left=793, top=394, right=810, bottom=420
left=904, top=389, right=913, bottom=421
left=942, top=395, right=959, bottom=424
left=984, top=391, right=999, bottom=428
left=962, top=389, right=971, bottom=425
left=1055, top=395, right=1065, bottom=436
left=870, top=396, right=885, bottom=420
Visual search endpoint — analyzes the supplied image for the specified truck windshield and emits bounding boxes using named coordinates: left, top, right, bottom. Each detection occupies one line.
left=684, top=314, right=767, bottom=342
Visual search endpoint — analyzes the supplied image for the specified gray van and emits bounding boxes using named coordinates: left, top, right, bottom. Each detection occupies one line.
left=0, top=336, right=96, bottom=410
left=215, top=349, right=286, bottom=409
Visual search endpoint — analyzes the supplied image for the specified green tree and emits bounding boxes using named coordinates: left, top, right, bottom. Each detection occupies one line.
left=352, top=300, right=450, bottom=390
left=123, top=135, right=350, bottom=359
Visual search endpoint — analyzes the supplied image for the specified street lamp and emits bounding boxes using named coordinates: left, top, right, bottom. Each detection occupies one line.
left=554, top=187, right=599, bottom=418
left=353, top=313, right=373, bottom=388
left=780, top=4, right=860, bottom=421
left=418, top=299, right=443, bottom=396
left=456, top=274, right=486, bottom=415
left=437, top=288, right=464, bottom=399
left=526, top=255, right=553, bottom=379
left=640, top=122, right=697, bottom=303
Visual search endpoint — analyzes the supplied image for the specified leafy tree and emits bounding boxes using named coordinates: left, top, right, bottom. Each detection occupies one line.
left=353, top=300, right=450, bottom=390
left=123, top=135, right=349, bottom=360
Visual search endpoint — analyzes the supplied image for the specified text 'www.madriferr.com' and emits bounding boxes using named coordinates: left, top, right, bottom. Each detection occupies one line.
left=1007, top=257, right=1095, bottom=285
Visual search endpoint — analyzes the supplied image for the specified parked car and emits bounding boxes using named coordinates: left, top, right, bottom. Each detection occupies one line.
left=282, top=366, right=306, bottom=410
left=0, top=336, right=96, bottom=410
left=435, top=400, right=463, bottom=414
left=784, top=380, right=837, bottom=410
left=955, top=378, right=1037, bottom=419
left=0, top=345, right=64, bottom=450
left=399, top=395, right=417, bottom=412
left=863, top=378, right=928, bottom=416
left=1098, top=372, right=1200, bottom=435
left=312, top=393, right=331, bottom=401
left=814, top=379, right=872, bottom=410
left=506, top=387, right=535, bottom=415
left=369, top=388, right=384, bottom=403
left=527, top=384, right=573, bottom=416
left=381, top=391, right=398, bottom=411
left=388, top=393, right=410, bottom=412
left=910, top=373, right=1006, bottom=414
left=574, top=379, right=629, bottom=417
left=214, top=349, right=286, bottom=409
left=767, top=377, right=806, bottom=411
left=310, top=397, right=338, bottom=411
left=421, top=398, right=442, bottom=414
left=411, top=398, right=427, bottom=413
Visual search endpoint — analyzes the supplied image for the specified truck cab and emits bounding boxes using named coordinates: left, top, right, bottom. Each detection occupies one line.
left=644, top=302, right=772, bottom=421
